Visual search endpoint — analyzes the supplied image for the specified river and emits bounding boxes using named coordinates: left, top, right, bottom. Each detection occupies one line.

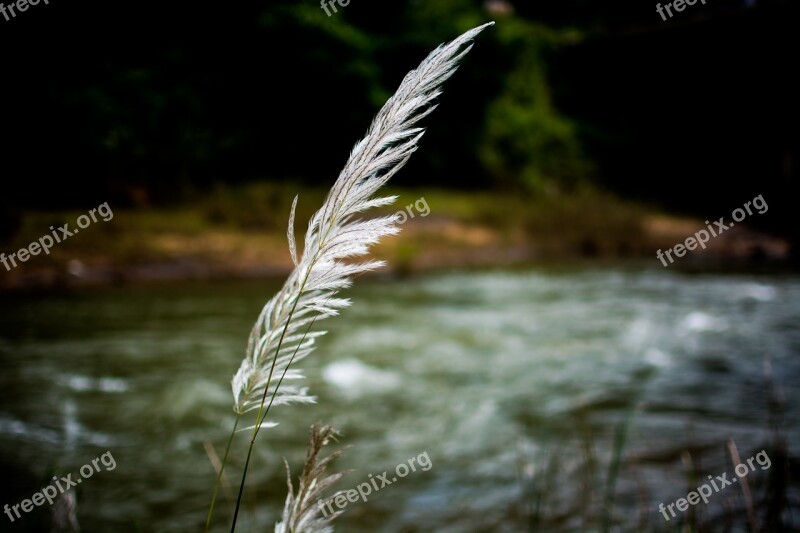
left=1, top=266, right=798, bottom=531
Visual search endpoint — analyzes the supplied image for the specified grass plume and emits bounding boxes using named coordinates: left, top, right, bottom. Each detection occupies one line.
left=274, top=423, right=349, bottom=533
left=206, top=22, right=494, bottom=531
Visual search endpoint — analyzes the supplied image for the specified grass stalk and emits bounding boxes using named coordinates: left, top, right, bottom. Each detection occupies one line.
left=205, top=414, right=240, bottom=531
left=230, top=282, right=326, bottom=532
left=218, top=21, right=493, bottom=531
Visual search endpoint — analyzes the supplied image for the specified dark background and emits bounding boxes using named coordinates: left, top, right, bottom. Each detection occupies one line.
left=0, top=0, right=797, bottom=244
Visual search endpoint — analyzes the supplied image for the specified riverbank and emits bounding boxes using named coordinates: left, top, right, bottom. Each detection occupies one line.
left=0, top=185, right=792, bottom=291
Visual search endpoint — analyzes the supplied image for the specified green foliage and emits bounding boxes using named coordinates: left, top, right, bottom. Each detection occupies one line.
left=200, top=182, right=326, bottom=231
left=479, top=17, right=591, bottom=193
left=6, top=1, right=600, bottom=205
left=258, top=3, right=387, bottom=109
left=400, top=1, right=593, bottom=192
left=402, top=0, right=490, bottom=42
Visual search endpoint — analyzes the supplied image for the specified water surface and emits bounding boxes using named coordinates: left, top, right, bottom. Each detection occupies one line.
left=1, top=267, right=798, bottom=531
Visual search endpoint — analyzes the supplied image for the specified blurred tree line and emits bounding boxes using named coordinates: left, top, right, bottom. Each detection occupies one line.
left=0, top=0, right=797, bottom=244
left=3, top=0, right=593, bottom=208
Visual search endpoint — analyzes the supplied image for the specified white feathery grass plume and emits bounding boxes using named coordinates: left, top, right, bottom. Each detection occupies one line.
left=231, top=21, right=495, bottom=422
left=274, top=423, right=349, bottom=533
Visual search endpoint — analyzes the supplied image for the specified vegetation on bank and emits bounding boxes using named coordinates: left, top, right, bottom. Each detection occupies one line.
left=0, top=183, right=789, bottom=289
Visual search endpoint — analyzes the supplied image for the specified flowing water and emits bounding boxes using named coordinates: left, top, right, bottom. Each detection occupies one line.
left=1, top=267, right=798, bottom=532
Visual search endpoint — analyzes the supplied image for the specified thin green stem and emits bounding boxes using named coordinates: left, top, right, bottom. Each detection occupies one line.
left=230, top=275, right=319, bottom=530
left=230, top=197, right=362, bottom=531
left=230, top=434, right=256, bottom=532
left=231, top=282, right=310, bottom=529
left=206, top=414, right=240, bottom=531
left=259, top=307, right=324, bottom=433
left=230, top=293, right=327, bottom=532
left=229, top=308, right=323, bottom=530
left=601, top=401, right=640, bottom=533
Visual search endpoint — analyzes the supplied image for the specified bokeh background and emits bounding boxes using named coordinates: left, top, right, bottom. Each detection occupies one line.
left=0, top=1, right=798, bottom=531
